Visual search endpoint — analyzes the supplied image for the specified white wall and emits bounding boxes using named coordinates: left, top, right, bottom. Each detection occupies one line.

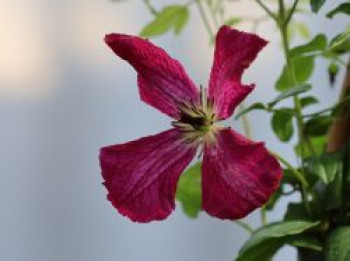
left=0, top=0, right=348, bottom=260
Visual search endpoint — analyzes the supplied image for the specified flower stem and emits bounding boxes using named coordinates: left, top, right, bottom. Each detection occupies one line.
left=143, top=0, right=158, bottom=16
left=277, top=0, right=311, bottom=214
left=255, top=0, right=278, bottom=21
left=269, top=150, right=308, bottom=188
left=239, top=104, right=253, bottom=139
left=284, top=0, right=300, bottom=26
left=195, top=0, right=215, bottom=40
left=234, top=220, right=254, bottom=234
left=260, top=206, right=267, bottom=226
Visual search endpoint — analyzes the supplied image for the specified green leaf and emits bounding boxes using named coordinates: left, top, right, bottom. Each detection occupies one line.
left=290, top=34, right=327, bottom=57
left=284, top=202, right=310, bottom=221
left=344, top=141, right=350, bottom=211
left=265, top=188, right=282, bottom=211
left=237, top=221, right=321, bottom=261
left=282, top=168, right=300, bottom=185
left=234, top=102, right=267, bottom=120
left=285, top=234, right=323, bottom=251
left=271, top=109, right=294, bottom=142
left=276, top=56, right=315, bottom=91
left=326, top=227, right=350, bottom=261
left=327, top=3, right=350, bottom=19
left=328, top=62, right=339, bottom=86
left=325, top=164, right=343, bottom=211
left=306, top=152, right=343, bottom=184
left=236, top=239, right=282, bottom=261
left=269, top=84, right=312, bottom=108
left=295, top=21, right=311, bottom=39
left=224, top=17, right=242, bottom=26
left=140, top=5, right=189, bottom=37
left=301, top=96, right=319, bottom=108
left=310, top=0, right=327, bottom=13
left=304, top=115, right=333, bottom=137
left=295, top=135, right=327, bottom=157
left=176, top=163, right=202, bottom=218
left=328, top=27, right=350, bottom=53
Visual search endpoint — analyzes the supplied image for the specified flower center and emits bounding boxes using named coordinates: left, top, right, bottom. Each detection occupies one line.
left=172, top=87, right=217, bottom=136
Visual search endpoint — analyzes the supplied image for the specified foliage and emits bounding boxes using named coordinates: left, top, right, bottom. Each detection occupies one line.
left=111, top=0, right=350, bottom=260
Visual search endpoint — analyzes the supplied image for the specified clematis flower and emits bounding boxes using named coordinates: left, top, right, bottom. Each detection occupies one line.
left=100, top=26, right=282, bottom=223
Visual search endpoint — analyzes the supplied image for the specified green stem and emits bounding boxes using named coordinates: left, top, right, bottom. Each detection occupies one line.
left=239, top=104, right=253, bottom=138
left=234, top=220, right=254, bottom=234
left=195, top=0, right=215, bottom=40
left=260, top=206, right=267, bottom=226
left=143, top=0, right=158, bottom=16
left=285, top=0, right=300, bottom=26
left=269, top=150, right=308, bottom=188
left=206, top=0, right=220, bottom=28
left=303, top=97, right=350, bottom=118
left=255, top=0, right=278, bottom=21
left=277, top=0, right=311, bottom=214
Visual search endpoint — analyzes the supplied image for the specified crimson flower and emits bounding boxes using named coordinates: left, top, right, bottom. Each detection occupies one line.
left=100, top=26, right=282, bottom=223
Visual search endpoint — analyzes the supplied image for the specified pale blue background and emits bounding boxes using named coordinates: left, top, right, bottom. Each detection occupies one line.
left=0, top=0, right=348, bottom=260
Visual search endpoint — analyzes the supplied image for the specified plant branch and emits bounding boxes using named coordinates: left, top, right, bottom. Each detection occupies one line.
left=195, top=0, right=215, bottom=40
left=285, top=0, right=300, bottom=26
left=269, top=150, right=308, bottom=188
left=260, top=206, right=267, bottom=226
left=277, top=0, right=310, bottom=214
left=234, top=220, right=254, bottom=234
left=254, top=0, right=278, bottom=21
left=143, top=0, right=158, bottom=16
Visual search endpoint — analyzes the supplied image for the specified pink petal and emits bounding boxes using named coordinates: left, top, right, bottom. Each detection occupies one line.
left=208, top=26, right=268, bottom=120
left=105, top=34, right=199, bottom=119
left=202, top=128, right=282, bottom=219
left=100, top=128, right=197, bottom=222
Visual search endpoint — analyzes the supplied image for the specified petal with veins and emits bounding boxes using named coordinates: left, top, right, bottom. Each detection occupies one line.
left=202, top=128, right=282, bottom=219
left=100, top=128, right=198, bottom=223
left=208, top=26, right=268, bottom=120
left=105, top=34, right=199, bottom=119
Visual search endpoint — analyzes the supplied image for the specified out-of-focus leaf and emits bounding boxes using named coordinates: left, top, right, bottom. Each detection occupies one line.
left=285, top=234, right=323, bottom=251
left=295, top=135, right=327, bottom=157
left=325, top=164, right=343, bottom=211
left=344, top=141, right=350, bottom=211
left=304, top=115, right=333, bottom=137
left=271, top=109, right=294, bottom=142
left=140, top=5, right=189, bottom=37
left=224, top=17, right=242, bottom=26
left=284, top=202, right=310, bottom=221
left=276, top=56, right=315, bottom=91
left=282, top=168, right=299, bottom=185
left=328, top=27, right=350, bottom=54
left=328, top=62, right=339, bottom=86
left=237, top=221, right=321, bottom=261
left=310, top=0, right=327, bottom=13
left=236, top=239, right=282, bottom=261
left=265, top=188, right=282, bottom=211
left=326, top=227, right=350, bottom=261
left=234, top=102, right=267, bottom=120
left=295, top=21, right=311, bottom=39
left=306, top=152, right=343, bottom=184
left=327, top=3, right=350, bottom=19
left=291, top=34, right=327, bottom=57
left=269, top=84, right=311, bottom=108
left=301, top=96, right=319, bottom=108
left=176, top=163, right=202, bottom=218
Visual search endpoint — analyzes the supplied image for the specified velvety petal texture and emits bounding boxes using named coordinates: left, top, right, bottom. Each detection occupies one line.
left=105, top=34, right=199, bottom=119
left=208, top=26, right=268, bottom=120
left=202, top=128, right=282, bottom=219
left=100, top=128, right=197, bottom=223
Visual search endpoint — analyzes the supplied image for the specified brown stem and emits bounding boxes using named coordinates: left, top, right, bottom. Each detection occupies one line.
left=327, top=59, right=350, bottom=152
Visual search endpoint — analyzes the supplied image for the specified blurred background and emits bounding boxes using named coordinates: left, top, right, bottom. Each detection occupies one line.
left=0, top=0, right=348, bottom=260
